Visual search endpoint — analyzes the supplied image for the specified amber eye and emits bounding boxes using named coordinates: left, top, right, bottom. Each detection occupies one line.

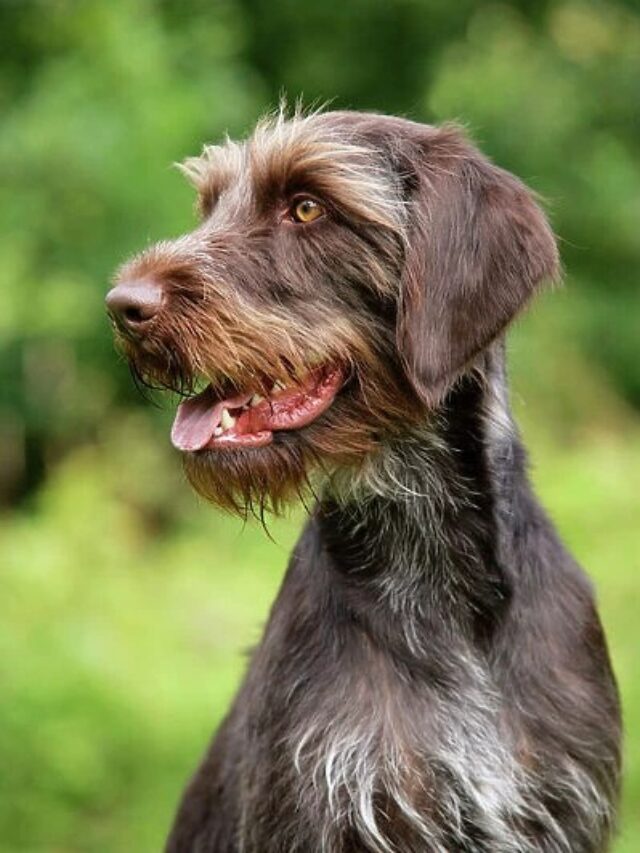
left=291, top=198, right=324, bottom=223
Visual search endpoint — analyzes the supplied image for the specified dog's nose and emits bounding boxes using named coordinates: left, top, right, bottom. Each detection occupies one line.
left=106, top=279, right=164, bottom=336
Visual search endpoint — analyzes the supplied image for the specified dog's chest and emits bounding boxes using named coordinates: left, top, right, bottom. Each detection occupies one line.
left=240, top=658, right=540, bottom=853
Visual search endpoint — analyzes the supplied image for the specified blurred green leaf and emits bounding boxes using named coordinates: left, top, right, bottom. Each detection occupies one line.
left=1, top=0, right=639, bottom=849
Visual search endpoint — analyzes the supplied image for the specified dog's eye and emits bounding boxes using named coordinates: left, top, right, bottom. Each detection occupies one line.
left=290, top=198, right=324, bottom=224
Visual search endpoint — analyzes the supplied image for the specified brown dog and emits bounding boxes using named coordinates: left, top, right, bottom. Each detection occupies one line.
left=108, top=110, right=620, bottom=852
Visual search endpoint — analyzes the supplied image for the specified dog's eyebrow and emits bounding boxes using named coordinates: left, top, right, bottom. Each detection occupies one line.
left=253, top=141, right=402, bottom=227
left=249, top=116, right=407, bottom=229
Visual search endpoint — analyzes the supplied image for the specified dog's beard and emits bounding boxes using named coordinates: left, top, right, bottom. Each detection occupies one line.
left=179, top=386, right=424, bottom=516
left=183, top=438, right=315, bottom=516
left=118, top=342, right=344, bottom=515
left=115, top=320, right=421, bottom=516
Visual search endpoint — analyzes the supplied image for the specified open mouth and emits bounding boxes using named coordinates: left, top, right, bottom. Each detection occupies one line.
left=170, top=365, right=345, bottom=452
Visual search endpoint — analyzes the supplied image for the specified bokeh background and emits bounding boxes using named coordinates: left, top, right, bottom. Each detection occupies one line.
left=1, top=0, right=638, bottom=849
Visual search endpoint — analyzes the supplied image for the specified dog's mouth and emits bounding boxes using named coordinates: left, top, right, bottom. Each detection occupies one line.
left=170, top=364, right=345, bottom=452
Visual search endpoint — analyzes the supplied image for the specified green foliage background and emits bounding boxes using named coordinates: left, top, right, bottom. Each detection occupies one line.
left=0, top=1, right=638, bottom=849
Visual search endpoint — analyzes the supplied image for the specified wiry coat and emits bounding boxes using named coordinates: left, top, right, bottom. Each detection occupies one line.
left=110, top=110, right=621, bottom=852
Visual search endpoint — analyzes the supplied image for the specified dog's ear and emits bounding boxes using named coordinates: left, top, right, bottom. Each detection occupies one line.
left=396, top=126, right=559, bottom=406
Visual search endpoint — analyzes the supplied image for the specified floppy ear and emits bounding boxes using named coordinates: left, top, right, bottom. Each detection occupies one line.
left=396, top=126, right=559, bottom=406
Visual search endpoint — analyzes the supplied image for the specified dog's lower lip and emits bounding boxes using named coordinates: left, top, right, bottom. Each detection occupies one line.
left=170, top=365, right=345, bottom=453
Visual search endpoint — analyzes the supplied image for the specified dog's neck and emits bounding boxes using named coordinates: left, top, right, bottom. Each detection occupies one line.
left=318, top=345, right=528, bottom=653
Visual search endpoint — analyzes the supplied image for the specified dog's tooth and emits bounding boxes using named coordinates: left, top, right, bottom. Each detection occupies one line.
left=213, top=426, right=223, bottom=437
left=220, top=408, right=236, bottom=431
left=273, top=380, right=286, bottom=393
left=250, top=393, right=265, bottom=407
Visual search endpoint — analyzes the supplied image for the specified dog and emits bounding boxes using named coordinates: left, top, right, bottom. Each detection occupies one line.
left=107, top=109, right=621, bottom=852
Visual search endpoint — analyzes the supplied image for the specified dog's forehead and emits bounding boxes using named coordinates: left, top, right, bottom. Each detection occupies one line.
left=179, top=112, right=409, bottom=229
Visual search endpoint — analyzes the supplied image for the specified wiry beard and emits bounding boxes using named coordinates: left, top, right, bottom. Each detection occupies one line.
left=112, top=301, right=428, bottom=514
left=179, top=380, right=426, bottom=517
left=183, top=438, right=317, bottom=517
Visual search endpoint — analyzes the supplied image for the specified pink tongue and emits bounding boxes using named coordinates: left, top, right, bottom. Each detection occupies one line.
left=170, top=387, right=250, bottom=451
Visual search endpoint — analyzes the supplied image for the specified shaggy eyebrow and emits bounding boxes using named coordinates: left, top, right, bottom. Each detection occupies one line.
left=251, top=143, right=406, bottom=229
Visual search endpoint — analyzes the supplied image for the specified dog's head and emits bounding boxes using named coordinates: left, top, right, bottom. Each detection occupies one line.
left=107, top=109, right=558, bottom=512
